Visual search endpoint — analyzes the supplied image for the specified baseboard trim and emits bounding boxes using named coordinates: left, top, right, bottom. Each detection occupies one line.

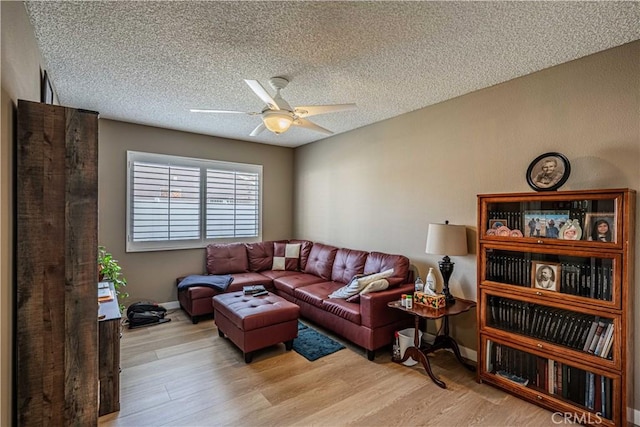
left=161, top=300, right=180, bottom=310
left=632, top=407, right=640, bottom=426
left=423, top=333, right=477, bottom=363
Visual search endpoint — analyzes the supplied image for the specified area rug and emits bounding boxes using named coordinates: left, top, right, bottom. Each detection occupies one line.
left=293, top=322, right=345, bottom=361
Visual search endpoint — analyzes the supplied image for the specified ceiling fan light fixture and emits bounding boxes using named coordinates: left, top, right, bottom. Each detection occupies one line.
left=262, top=111, right=294, bottom=134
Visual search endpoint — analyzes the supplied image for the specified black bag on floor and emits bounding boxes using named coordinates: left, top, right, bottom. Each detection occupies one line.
left=127, top=301, right=170, bottom=329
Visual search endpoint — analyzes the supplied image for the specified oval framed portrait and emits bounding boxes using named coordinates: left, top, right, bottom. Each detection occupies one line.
left=526, top=152, right=571, bottom=192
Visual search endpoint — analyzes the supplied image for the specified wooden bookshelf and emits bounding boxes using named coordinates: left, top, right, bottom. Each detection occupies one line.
left=98, top=282, right=121, bottom=416
left=15, top=100, right=99, bottom=424
left=476, top=189, right=635, bottom=426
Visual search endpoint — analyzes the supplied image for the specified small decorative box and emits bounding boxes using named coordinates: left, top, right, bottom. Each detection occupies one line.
left=414, top=292, right=446, bottom=309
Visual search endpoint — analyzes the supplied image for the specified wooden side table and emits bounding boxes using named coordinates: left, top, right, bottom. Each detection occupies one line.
left=388, top=298, right=476, bottom=389
left=98, top=283, right=121, bottom=416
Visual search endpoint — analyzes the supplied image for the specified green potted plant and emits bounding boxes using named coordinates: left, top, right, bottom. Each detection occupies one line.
left=98, top=246, right=129, bottom=313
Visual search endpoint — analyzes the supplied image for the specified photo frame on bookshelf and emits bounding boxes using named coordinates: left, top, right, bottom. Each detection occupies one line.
left=489, top=219, right=508, bottom=230
left=584, top=213, right=615, bottom=243
left=531, top=261, right=560, bottom=292
left=525, top=152, right=571, bottom=192
left=522, top=210, right=570, bottom=239
left=559, top=218, right=582, bottom=241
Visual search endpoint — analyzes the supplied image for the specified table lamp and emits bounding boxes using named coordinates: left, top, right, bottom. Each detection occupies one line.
left=425, top=221, right=468, bottom=305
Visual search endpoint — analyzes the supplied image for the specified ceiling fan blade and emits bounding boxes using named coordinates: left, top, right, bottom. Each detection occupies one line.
left=293, top=118, right=334, bottom=135
left=294, top=103, right=357, bottom=118
left=249, top=122, right=266, bottom=137
left=244, top=80, right=279, bottom=110
left=190, top=109, right=259, bottom=115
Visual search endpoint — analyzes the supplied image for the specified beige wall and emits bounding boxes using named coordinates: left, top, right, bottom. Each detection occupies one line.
left=0, top=2, right=47, bottom=425
left=98, top=120, right=294, bottom=304
left=294, top=41, right=640, bottom=413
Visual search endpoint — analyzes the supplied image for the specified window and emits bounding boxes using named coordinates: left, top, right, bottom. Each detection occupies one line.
left=126, top=151, right=262, bottom=252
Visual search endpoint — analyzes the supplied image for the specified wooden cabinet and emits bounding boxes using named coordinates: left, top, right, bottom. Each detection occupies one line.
left=15, top=100, right=99, bottom=424
left=99, top=283, right=121, bottom=416
left=476, top=189, right=635, bottom=426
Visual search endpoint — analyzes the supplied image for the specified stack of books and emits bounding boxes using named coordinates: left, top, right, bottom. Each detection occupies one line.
left=243, top=285, right=266, bottom=295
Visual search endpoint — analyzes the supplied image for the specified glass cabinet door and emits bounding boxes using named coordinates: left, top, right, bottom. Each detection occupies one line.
left=480, top=192, right=623, bottom=248
left=480, top=291, right=620, bottom=370
left=481, top=336, right=619, bottom=425
left=480, top=245, right=621, bottom=309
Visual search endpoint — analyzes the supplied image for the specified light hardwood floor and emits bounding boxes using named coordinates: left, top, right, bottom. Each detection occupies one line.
left=99, top=309, right=561, bottom=427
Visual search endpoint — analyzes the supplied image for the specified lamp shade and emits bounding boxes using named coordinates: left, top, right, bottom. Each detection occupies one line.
left=425, top=223, right=468, bottom=256
left=263, top=111, right=294, bottom=134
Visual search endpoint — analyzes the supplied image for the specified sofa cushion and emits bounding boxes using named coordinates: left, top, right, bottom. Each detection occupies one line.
left=294, top=281, right=342, bottom=308
left=245, top=241, right=276, bottom=272
left=304, top=243, right=339, bottom=280
left=289, top=239, right=313, bottom=270
left=179, top=285, right=218, bottom=300
left=224, top=272, right=274, bottom=293
left=206, top=243, right=249, bottom=275
left=330, top=248, right=368, bottom=284
left=260, top=270, right=300, bottom=281
left=272, top=272, right=326, bottom=297
left=321, top=298, right=362, bottom=325
left=363, top=252, right=410, bottom=287
left=272, top=242, right=301, bottom=271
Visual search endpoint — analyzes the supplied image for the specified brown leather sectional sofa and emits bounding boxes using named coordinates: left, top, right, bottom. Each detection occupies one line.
left=177, top=240, right=414, bottom=360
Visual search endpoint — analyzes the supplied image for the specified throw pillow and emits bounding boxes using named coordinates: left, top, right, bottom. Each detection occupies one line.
left=360, top=278, right=390, bottom=294
left=272, top=242, right=301, bottom=271
left=356, top=268, right=394, bottom=287
left=329, top=270, right=393, bottom=300
left=329, top=275, right=367, bottom=299
left=345, top=278, right=390, bottom=303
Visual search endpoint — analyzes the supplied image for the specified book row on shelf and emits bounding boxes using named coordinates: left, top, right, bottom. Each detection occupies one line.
left=487, top=342, right=613, bottom=419
left=487, top=297, right=614, bottom=359
left=485, top=254, right=613, bottom=300
left=487, top=211, right=524, bottom=231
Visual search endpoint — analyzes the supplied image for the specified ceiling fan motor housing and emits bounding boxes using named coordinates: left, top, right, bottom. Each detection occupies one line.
left=269, top=77, right=289, bottom=91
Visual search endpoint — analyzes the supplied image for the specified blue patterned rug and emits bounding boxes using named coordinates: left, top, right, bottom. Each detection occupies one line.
left=293, top=322, right=345, bottom=361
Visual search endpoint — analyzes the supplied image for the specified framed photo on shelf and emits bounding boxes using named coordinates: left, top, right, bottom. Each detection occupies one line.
left=526, top=152, right=571, bottom=192
left=584, top=212, right=616, bottom=243
left=489, top=219, right=508, bottom=230
left=531, top=261, right=560, bottom=292
left=559, top=218, right=582, bottom=241
left=522, top=210, right=569, bottom=239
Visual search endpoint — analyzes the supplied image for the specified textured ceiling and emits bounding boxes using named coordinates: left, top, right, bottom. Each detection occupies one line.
left=25, top=1, right=640, bottom=148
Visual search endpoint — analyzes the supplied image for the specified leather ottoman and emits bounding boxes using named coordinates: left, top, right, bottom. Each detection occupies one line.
left=213, top=291, right=300, bottom=363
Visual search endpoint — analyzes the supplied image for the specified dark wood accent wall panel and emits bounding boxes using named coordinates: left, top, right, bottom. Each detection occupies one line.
left=16, top=100, right=99, bottom=425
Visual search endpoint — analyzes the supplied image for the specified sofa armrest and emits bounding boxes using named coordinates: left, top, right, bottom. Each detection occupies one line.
left=360, top=283, right=414, bottom=329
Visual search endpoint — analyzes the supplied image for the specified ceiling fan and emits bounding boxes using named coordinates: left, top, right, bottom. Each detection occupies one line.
left=190, top=77, right=356, bottom=136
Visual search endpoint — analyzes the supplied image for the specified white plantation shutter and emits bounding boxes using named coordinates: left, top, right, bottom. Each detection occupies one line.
left=206, top=170, right=259, bottom=238
left=127, top=151, right=262, bottom=252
